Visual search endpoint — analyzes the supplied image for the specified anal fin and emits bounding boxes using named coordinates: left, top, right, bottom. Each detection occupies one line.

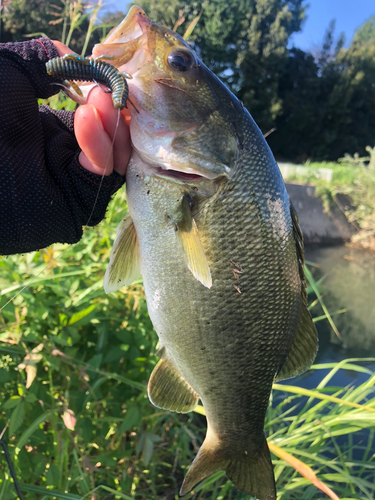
left=275, top=306, right=318, bottom=382
left=148, top=357, right=199, bottom=413
left=103, top=214, right=140, bottom=293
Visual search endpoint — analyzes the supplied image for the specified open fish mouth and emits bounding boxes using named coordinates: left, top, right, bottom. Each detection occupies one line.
left=92, top=6, right=153, bottom=77
left=104, top=7, right=150, bottom=44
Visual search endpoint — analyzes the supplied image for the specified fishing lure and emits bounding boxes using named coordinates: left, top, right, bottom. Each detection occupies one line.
left=45, top=54, right=131, bottom=110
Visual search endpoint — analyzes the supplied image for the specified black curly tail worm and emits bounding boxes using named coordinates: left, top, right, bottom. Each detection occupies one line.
left=46, top=54, right=131, bottom=110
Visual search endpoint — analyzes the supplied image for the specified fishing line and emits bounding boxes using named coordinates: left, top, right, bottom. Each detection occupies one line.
left=85, top=106, right=121, bottom=227
left=0, top=107, right=121, bottom=314
left=1, top=424, right=24, bottom=500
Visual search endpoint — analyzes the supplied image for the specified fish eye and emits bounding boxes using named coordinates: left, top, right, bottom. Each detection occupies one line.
left=167, top=49, right=195, bottom=72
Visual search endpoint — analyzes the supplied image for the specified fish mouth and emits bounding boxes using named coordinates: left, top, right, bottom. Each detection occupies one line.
left=155, top=168, right=206, bottom=183
left=104, top=6, right=151, bottom=45
left=92, top=6, right=153, bottom=75
left=135, top=148, right=215, bottom=183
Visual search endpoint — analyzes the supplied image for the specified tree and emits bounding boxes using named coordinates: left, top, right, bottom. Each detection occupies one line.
left=354, top=15, right=375, bottom=47
left=267, top=48, right=322, bottom=161
left=269, top=16, right=375, bottom=161
left=137, top=0, right=306, bottom=132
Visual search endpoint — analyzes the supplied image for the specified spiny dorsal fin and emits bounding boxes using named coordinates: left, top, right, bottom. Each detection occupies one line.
left=290, top=200, right=306, bottom=299
left=176, top=218, right=212, bottom=288
left=148, top=356, right=199, bottom=413
left=103, top=214, right=140, bottom=293
left=275, top=201, right=318, bottom=381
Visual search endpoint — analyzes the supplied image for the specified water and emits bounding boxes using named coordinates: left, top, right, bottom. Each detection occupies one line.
left=278, top=246, right=375, bottom=464
left=294, top=245, right=375, bottom=389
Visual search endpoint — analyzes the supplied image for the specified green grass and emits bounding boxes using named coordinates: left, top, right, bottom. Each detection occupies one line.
left=1, top=187, right=375, bottom=499
left=282, top=161, right=358, bottom=187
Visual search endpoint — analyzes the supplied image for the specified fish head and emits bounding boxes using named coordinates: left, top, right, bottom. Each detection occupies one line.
left=93, top=6, right=244, bottom=182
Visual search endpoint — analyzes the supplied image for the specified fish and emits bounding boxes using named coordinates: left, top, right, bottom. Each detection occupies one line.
left=87, top=6, right=318, bottom=499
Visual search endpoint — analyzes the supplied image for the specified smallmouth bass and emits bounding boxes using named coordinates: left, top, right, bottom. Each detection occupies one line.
left=89, top=7, right=318, bottom=499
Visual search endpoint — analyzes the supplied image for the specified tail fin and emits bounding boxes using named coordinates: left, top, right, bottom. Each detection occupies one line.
left=180, top=431, right=276, bottom=500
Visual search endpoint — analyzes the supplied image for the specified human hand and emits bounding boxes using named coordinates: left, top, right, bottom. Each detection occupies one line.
left=52, top=41, right=131, bottom=177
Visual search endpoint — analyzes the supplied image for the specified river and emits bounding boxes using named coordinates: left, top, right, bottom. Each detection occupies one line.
left=295, top=245, right=375, bottom=389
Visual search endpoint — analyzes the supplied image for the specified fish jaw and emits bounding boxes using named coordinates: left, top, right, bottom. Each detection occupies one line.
left=100, top=6, right=150, bottom=45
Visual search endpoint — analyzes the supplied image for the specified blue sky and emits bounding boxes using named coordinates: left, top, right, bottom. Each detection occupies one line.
left=291, top=0, right=374, bottom=51
left=105, top=0, right=374, bottom=52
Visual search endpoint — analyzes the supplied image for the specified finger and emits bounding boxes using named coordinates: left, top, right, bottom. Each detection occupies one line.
left=86, top=87, right=131, bottom=176
left=51, top=40, right=75, bottom=57
left=74, top=103, right=114, bottom=176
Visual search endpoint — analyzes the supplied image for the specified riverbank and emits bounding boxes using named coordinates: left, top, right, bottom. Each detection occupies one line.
left=285, top=182, right=356, bottom=246
left=280, top=154, right=375, bottom=251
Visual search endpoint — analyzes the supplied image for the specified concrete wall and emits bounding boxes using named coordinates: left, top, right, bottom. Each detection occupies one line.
left=285, top=183, right=356, bottom=246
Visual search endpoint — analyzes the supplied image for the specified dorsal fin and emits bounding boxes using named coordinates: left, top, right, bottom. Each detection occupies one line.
left=103, top=214, right=140, bottom=293
left=275, top=201, right=318, bottom=381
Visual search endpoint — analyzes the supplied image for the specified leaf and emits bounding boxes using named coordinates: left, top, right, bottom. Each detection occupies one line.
left=46, top=463, right=62, bottom=487
left=68, top=304, right=97, bottom=325
left=62, top=409, right=77, bottom=431
left=34, top=456, right=47, bottom=478
left=20, top=484, right=82, bottom=499
left=272, top=383, right=375, bottom=412
left=9, top=401, right=25, bottom=436
left=15, top=411, right=54, bottom=455
left=120, top=405, right=141, bottom=433
left=90, top=485, right=134, bottom=499
left=137, top=432, right=161, bottom=466
left=183, top=9, right=203, bottom=40
left=80, top=418, right=93, bottom=444
left=25, top=393, right=37, bottom=403
left=3, top=395, right=21, bottom=409
left=72, top=448, right=90, bottom=494
left=18, top=345, right=44, bottom=388
left=142, top=434, right=155, bottom=466
left=193, top=404, right=206, bottom=416
left=25, top=364, right=37, bottom=389
left=269, top=443, right=340, bottom=500
left=0, top=270, right=86, bottom=296
left=305, top=265, right=341, bottom=339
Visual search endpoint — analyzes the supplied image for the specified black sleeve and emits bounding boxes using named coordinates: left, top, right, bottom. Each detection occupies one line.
left=0, top=38, right=126, bottom=256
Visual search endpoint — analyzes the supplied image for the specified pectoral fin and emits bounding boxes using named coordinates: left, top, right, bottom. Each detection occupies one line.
left=103, top=215, right=140, bottom=293
left=148, top=357, right=199, bottom=413
left=176, top=218, right=212, bottom=289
